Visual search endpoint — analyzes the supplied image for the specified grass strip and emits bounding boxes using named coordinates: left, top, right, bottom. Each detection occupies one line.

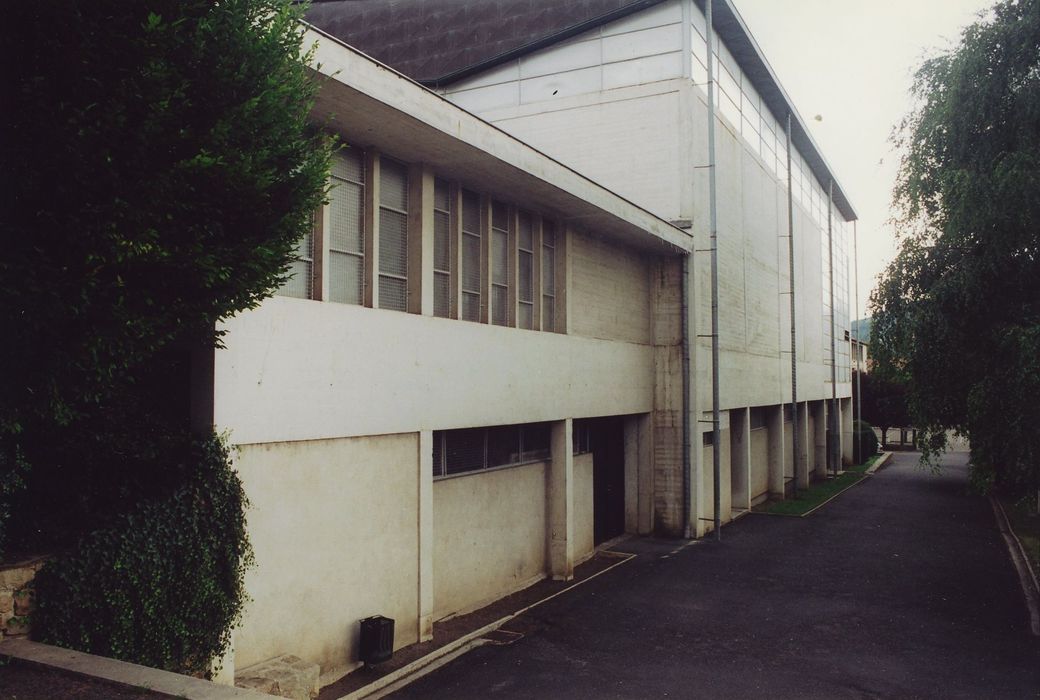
left=756, top=454, right=880, bottom=516
left=1000, top=495, right=1040, bottom=582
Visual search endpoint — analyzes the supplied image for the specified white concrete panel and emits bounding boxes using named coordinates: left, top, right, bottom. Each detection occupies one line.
left=574, top=453, right=595, bottom=561
left=690, top=0, right=707, bottom=38
left=602, top=24, right=683, bottom=64
left=446, top=60, right=521, bottom=91
left=601, top=0, right=683, bottom=36
left=520, top=66, right=602, bottom=104
left=433, top=462, right=547, bottom=619
left=214, top=298, right=654, bottom=445
left=491, top=90, right=683, bottom=221
left=602, top=52, right=684, bottom=90
left=570, top=230, right=652, bottom=344
left=447, top=82, right=520, bottom=113
left=520, top=38, right=601, bottom=80
left=234, top=433, right=418, bottom=675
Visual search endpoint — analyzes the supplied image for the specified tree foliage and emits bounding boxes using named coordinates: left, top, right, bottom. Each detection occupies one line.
left=1, top=0, right=329, bottom=433
left=871, top=0, right=1040, bottom=502
left=33, top=432, right=252, bottom=677
left=0, top=0, right=330, bottom=552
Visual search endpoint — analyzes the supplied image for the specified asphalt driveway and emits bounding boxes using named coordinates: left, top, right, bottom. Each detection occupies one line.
left=393, top=452, right=1039, bottom=699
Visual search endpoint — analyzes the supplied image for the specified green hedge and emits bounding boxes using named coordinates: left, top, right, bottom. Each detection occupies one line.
left=32, top=432, right=252, bottom=676
left=852, top=420, right=879, bottom=465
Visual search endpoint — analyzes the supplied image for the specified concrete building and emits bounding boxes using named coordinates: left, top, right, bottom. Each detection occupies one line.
left=202, top=23, right=690, bottom=686
left=200, top=0, right=858, bottom=688
left=306, top=0, right=857, bottom=536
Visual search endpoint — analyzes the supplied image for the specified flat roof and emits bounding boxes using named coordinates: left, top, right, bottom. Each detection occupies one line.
left=305, top=24, right=692, bottom=256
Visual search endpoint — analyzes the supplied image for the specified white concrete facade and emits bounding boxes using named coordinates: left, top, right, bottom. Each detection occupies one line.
left=439, top=0, right=857, bottom=535
left=205, top=27, right=692, bottom=686
left=204, top=4, right=860, bottom=687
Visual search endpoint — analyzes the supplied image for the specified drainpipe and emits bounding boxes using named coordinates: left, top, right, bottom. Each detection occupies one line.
left=705, top=0, right=722, bottom=540
left=828, top=180, right=838, bottom=475
left=682, top=255, right=692, bottom=540
left=786, top=113, right=799, bottom=495
left=853, top=220, right=861, bottom=462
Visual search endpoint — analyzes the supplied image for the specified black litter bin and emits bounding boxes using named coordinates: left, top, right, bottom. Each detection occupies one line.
left=359, top=615, right=394, bottom=664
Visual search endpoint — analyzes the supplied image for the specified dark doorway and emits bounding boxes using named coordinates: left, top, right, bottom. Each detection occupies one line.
left=590, top=416, right=625, bottom=544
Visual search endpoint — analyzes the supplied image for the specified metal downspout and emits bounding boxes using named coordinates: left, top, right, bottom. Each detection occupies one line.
left=854, top=221, right=862, bottom=462
left=706, top=0, right=722, bottom=540
left=828, top=181, right=838, bottom=475
left=782, top=111, right=798, bottom=495
left=682, top=255, right=692, bottom=540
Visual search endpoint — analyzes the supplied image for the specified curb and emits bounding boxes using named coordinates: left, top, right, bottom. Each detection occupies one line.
left=0, top=638, right=276, bottom=699
left=337, top=552, right=636, bottom=699
left=866, top=451, right=892, bottom=474
left=753, top=453, right=889, bottom=519
left=989, top=496, right=1040, bottom=636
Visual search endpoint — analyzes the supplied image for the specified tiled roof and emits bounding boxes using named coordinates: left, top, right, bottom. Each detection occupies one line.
left=305, top=0, right=664, bottom=85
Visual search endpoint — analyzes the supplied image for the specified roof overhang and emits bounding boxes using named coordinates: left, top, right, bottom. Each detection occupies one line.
left=698, top=0, right=858, bottom=221
left=303, top=24, right=692, bottom=255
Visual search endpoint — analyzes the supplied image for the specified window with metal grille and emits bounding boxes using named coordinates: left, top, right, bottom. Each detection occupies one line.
left=517, top=211, right=534, bottom=329
left=783, top=404, right=793, bottom=423
left=432, top=422, right=552, bottom=478
left=490, top=201, right=509, bottom=326
left=433, top=179, right=451, bottom=318
left=378, top=157, right=409, bottom=311
left=328, top=149, right=365, bottom=304
left=542, top=222, right=556, bottom=331
left=460, top=190, right=482, bottom=322
left=276, top=216, right=314, bottom=299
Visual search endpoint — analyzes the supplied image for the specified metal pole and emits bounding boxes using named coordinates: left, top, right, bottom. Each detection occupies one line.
left=786, top=113, right=799, bottom=495
left=828, top=180, right=837, bottom=476
left=706, top=0, right=722, bottom=540
left=853, top=220, right=861, bottom=463
left=682, top=255, right=692, bottom=539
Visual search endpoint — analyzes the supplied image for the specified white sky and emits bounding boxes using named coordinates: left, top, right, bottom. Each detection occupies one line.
left=730, top=0, right=992, bottom=316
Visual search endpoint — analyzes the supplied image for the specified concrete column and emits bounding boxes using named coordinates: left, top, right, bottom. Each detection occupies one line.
left=730, top=408, right=750, bottom=512
left=548, top=419, right=574, bottom=581
left=624, top=414, right=654, bottom=535
left=364, top=151, right=380, bottom=309
left=767, top=404, right=785, bottom=498
left=813, top=401, right=828, bottom=480
left=796, top=401, right=810, bottom=488
left=408, top=164, right=434, bottom=316
left=637, top=414, right=654, bottom=535
left=417, top=430, right=433, bottom=641
left=841, top=397, right=854, bottom=465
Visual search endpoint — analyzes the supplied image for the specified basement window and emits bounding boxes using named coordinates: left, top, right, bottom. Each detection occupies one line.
left=433, top=422, right=552, bottom=478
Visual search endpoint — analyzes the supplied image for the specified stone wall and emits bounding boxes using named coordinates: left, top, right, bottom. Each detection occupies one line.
left=0, top=556, right=46, bottom=639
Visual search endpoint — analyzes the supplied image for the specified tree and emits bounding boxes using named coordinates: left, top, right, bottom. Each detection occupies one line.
left=871, top=0, right=1040, bottom=507
left=853, top=370, right=909, bottom=448
left=0, top=0, right=330, bottom=553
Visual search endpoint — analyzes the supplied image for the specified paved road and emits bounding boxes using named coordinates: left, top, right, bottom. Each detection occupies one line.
left=394, top=452, right=1039, bottom=699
